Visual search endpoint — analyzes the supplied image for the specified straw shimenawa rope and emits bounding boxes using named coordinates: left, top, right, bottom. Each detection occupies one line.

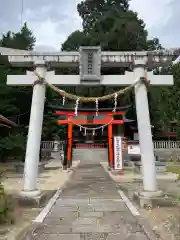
left=33, top=71, right=148, bottom=103
left=33, top=70, right=149, bottom=130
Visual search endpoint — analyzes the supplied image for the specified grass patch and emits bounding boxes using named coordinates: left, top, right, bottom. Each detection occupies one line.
left=173, top=195, right=180, bottom=200
left=166, top=164, right=180, bottom=181
left=166, top=164, right=180, bottom=175
left=171, top=194, right=180, bottom=205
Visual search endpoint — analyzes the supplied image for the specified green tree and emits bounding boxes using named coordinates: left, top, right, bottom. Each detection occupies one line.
left=63, top=0, right=162, bottom=51
left=147, top=37, right=163, bottom=51
left=147, top=64, right=180, bottom=139
left=42, top=88, right=66, bottom=140
left=62, top=31, right=89, bottom=51
left=0, top=23, right=35, bottom=50
left=0, top=23, right=36, bottom=160
left=62, top=0, right=164, bottom=121
left=168, top=63, right=180, bottom=140
left=77, top=0, right=130, bottom=33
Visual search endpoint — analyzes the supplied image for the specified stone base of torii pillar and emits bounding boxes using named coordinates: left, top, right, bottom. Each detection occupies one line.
left=133, top=190, right=164, bottom=208
left=19, top=189, right=44, bottom=207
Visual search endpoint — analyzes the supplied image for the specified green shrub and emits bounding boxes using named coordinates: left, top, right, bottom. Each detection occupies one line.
left=0, top=133, right=26, bottom=162
left=0, top=185, right=8, bottom=223
left=0, top=173, right=11, bottom=224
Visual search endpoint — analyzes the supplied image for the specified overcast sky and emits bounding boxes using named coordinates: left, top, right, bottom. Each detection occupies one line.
left=0, top=0, right=179, bottom=51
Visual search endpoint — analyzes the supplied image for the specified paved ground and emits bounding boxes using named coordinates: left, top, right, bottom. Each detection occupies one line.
left=22, top=162, right=151, bottom=240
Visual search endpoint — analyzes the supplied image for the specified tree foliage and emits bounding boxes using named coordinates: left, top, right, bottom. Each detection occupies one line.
left=62, top=0, right=180, bottom=140
left=63, top=0, right=162, bottom=51
left=77, top=0, right=130, bottom=33
left=0, top=24, right=36, bottom=160
left=0, top=23, right=60, bottom=161
left=62, top=0, right=166, bottom=121
left=0, top=23, right=35, bottom=50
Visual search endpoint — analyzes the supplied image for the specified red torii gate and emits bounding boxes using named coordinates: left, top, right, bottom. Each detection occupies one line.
left=55, top=106, right=129, bottom=167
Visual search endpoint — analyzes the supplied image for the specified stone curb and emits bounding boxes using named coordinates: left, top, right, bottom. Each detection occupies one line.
left=15, top=223, right=38, bottom=240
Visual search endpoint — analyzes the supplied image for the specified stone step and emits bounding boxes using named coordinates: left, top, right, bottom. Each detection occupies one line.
left=72, top=148, right=108, bottom=162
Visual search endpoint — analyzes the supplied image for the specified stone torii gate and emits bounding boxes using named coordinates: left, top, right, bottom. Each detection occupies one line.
left=1, top=47, right=174, bottom=202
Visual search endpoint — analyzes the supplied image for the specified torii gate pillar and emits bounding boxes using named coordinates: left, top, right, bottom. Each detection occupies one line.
left=133, top=60, right=156, bottom=192
left=21, top=60, right=46, bottom=198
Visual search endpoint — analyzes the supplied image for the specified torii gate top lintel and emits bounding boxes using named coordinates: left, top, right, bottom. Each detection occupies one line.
left=0, top=46, right=177, bottom=69
left=3, top=46, right=174, bottom=87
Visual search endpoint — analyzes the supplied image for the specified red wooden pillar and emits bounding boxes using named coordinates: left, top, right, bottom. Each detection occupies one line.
left=67, top=117, right=73, bottom=167
left=108, top=123, right=113, bottom=168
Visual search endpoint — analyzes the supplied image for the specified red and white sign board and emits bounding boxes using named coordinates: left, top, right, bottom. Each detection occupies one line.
left=113, top=136, right=123, bottom=170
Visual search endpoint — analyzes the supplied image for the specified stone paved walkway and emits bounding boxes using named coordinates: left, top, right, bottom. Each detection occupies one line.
left=23, top=163, right=151, bottom=239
